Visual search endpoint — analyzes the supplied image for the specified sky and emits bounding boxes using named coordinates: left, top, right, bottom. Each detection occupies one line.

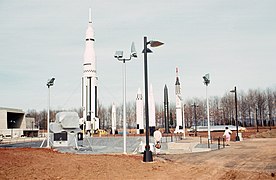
left=0, top=0, right=276, bottom=112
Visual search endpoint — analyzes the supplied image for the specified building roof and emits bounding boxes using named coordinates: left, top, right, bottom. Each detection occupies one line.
left=0, top=107, right=24, bottom=114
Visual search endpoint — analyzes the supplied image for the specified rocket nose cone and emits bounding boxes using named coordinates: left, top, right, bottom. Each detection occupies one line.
left=86, top=27, right=94, bottom=39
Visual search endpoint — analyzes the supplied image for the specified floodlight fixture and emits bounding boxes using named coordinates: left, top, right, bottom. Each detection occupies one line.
left=114, top=51, right=123, bottom=59
left=47, top=78, right=55, bottom=88
left=203, top=74, right=210, bottom=86
left=114, top=42, right=137, bottom=61
left=130, top=42, right=137, bottom=58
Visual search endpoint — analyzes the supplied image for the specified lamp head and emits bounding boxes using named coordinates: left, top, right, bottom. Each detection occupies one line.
left=203, top=73, right=210, bottom=85
left=47, top=77, right=55, bottom=87
left=114, top=51, right=123, bottom=59
left=130, top=42, right=137, bottom=58
left=149, top=40, right=164, bottom=47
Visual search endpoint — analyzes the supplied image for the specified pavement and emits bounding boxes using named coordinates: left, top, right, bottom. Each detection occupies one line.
left=0, top=135, right=222, bottom=155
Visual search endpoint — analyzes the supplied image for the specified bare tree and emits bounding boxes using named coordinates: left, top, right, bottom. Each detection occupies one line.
left=126, top=101, right=136, bottom=128
left=209, top=96, right=220, bottom=125
left=266, top=88, right=274, bottom=128
left=247, top=89, right=256, bottom=126
left=221, top=93, right=234, bottom=125
left=255, top=89, right=266, bottom=127
left=239, top=91, right=248, bottom=127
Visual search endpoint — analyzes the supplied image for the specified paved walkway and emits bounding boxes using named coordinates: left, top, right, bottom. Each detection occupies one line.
left=0, top=136, right=222, bottom=155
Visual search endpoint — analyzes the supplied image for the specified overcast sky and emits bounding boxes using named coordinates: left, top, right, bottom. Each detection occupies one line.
left=0, top=0, right=275, bottom=112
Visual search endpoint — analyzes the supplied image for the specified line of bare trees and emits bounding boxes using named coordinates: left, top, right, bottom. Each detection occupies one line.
left=27, top=87, right=275, bottom=131
left=182, top=88, right=275, bottom=128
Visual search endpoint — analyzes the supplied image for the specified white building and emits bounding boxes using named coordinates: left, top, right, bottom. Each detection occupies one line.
left=0, top=107, right=39, bottom=137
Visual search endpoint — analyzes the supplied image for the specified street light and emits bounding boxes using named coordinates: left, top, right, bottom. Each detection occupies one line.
left=143, top=36, right=164, bottom=162
left=114, top=42, right=137, bottom=154
left=47, top=77, right=55, bottom=148
left=203, top=73, right=211, bottom=148
left=230, top=86, right=240, bottom=141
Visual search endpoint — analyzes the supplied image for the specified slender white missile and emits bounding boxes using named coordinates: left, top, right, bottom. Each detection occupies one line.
left=174, top=67, right=184, bottom=133
left=111, top=102, right=116, bottom=135
left=149, top=84, right=156, bottom=134
left=136, top=88, right=144, bottom=134
left=82, top=8, right=99, bottom=133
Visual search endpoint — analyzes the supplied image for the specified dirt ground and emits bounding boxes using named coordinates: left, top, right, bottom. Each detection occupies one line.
left=0, top=129, right=275, bottom=180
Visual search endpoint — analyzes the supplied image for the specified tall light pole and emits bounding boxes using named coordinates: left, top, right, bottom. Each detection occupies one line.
left=47, top=77, right=55, bottom=148
left=114, top=42, right=137, bottom=154
left=230, top=86, right=240, bottom=141
left=203, top=73, right=211, bottom=148
left=143, top=36, right=164, bottom=162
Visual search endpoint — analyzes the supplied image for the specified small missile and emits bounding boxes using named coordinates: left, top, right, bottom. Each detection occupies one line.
left=174, top=67, right=183, bottom=133
left=164, top=85, right=169, bottom=133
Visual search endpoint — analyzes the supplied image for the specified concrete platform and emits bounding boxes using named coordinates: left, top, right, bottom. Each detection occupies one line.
left=0, top=136, right=222, bottom=155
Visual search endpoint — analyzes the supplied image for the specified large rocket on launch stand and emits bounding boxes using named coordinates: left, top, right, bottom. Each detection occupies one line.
left=82, top=8, right=99, bottom=133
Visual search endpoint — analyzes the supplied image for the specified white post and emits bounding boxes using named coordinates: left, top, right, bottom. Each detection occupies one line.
left=206, top=85, right=211, bottom=147
left=47, top=87, right=50, bottom=148
left=123, top=62, right=127, bottom=154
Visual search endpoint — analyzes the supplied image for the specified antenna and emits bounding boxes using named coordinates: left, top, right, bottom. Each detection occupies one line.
left=89, top=8, right=92, bottom=23
left=176, top=67, right=179, bottom=77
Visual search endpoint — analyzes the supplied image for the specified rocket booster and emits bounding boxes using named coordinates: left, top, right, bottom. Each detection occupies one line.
left=82, top=8, right=98, bottom=132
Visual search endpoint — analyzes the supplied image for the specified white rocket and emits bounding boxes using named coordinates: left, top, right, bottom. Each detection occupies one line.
left=174, top=67, right=184, bottom=133
left=136, top=88, right=144, bottom=134
left=111, top=103, right=116, bottom=135
left=149, top=84, right=156, bottom=132
left=82, top=8, right=99, bottom=133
